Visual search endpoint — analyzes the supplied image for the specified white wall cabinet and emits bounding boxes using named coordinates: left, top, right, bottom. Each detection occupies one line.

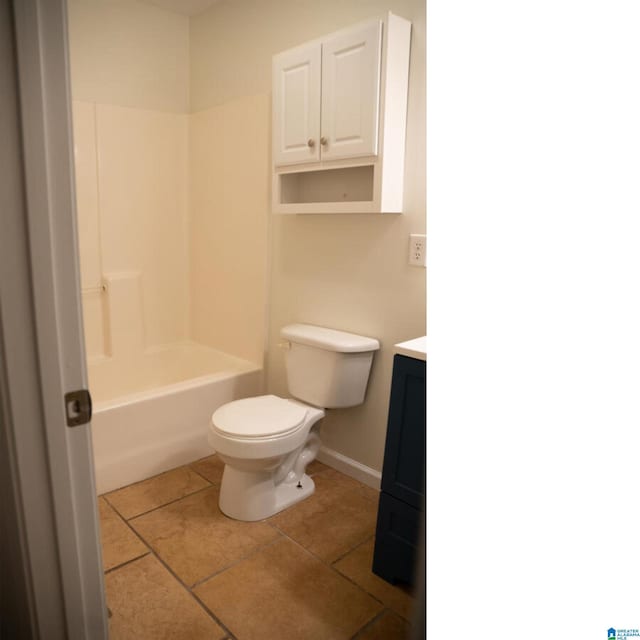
left=272, top=13, right=411, bottom=214
left=273, top=21, right=382, bottom=167
left=272, top=43, right=321, bottom=166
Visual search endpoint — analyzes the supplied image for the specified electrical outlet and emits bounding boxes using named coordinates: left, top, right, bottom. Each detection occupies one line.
left=409, top=234, right=426, bottom=267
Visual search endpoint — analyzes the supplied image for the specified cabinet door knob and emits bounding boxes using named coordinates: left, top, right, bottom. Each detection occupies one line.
left=307, top=138, right=315, bottom=148
left=320, top=136, right=328, bottom=146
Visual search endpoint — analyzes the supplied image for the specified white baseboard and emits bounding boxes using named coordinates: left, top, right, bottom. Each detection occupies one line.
left=316, top=446, right=381, bottom=490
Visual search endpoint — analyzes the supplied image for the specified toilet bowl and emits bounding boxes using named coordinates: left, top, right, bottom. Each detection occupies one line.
left=210, top=395, right=324, bottom=521
left=209, top=324, right=379, bottom=521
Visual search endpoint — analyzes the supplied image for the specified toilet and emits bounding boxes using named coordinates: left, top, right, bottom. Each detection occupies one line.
left=209, top=323, right=380, bottom=521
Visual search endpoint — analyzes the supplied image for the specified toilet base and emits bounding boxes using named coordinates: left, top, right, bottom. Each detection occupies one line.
left=218, top=466, right=315, bottom=521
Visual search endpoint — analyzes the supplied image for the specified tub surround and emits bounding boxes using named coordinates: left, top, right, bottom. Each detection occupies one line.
left=70, top=89, right=267, bottom=495
left=72, top=100, right=190, bottom=361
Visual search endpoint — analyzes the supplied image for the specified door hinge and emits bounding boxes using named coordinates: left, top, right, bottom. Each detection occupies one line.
left=64, top=389, right=92, bottom=427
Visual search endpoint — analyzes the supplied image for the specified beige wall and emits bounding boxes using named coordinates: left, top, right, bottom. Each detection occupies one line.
left=190, top=0, right=423, bottom=112
left=191, top=0, right=426, bottom=471
left=67, top=0, right=189, bottom=113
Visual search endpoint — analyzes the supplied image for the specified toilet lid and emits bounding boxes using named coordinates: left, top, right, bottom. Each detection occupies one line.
left=212, top=395, right=308, bottom=439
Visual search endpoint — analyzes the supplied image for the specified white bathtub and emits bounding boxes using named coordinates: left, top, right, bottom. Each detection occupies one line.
left=89, top=342, right=262, bottom=494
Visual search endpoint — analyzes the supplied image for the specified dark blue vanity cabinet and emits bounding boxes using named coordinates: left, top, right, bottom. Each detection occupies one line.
left=372, top=353, right=426, bottom=586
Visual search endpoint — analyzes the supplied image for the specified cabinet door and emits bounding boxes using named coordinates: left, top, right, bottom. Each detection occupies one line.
left=320, top=20, right=382, bottom=162
left=381, top=355, right=426, bottom=508
left=272, top=43, right=321, bottom=166
left=373, top=492, right=421, bottom=585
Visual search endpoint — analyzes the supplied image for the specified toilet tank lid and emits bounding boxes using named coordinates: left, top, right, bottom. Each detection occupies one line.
left=281, top=324, right=380, bottom=353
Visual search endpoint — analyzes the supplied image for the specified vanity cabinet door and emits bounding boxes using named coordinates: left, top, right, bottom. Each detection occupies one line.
left=373, top=354, right=425, bottom=586
left=272, top=43, right=321, bottom=167
left=373, top=492, right=421, bottom=585
left=320, top=20, right=382, bottom=162
left=381, top=355, right=426, bottom=508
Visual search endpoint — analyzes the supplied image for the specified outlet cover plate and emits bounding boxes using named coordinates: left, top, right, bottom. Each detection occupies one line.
left=409, top=234, right=426, bottom=267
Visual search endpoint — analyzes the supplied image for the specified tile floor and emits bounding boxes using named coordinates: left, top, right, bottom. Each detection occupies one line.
left=99, top=456, right=417, bottom=640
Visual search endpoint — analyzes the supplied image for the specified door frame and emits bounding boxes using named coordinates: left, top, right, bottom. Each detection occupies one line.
left=1, top=0, right=107, bottom=637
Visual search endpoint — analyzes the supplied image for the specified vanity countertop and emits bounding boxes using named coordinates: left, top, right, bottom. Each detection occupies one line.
left=394, top=336, right=426, bottom=361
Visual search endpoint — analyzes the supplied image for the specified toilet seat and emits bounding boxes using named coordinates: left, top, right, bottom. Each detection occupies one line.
left=212, top=395, right=308, bottom=440
left=208, top=393, right=326, bottom=520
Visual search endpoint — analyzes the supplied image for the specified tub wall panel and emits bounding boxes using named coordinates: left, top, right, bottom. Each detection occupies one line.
left=96, top=104, right=189, bottom=351
left=81, top=291, right=109, bottom=360
left=189, top=95, right=270, bottom=366
left=71, top=100, right=102, bottom=290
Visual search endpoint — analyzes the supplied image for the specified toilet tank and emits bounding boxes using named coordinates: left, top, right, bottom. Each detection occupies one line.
left=280, top=324, right=380, bottom=408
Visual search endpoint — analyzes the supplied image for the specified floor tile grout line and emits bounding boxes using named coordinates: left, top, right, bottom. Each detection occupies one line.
left=328, top=564, right=415, bottom=622
left=188, top=518, right=382, bottom=605
left=269, top=516, right=376, bottom=570
left=269, top=523, right=415, bottom=623
left=184, top=518, right=388, bottom=613
left=103, top=529, right=405, bottom=638
left=110, top=511, right=239, bottom=640
left=106, top=483, right=216, bottom=522
left=188, top=526, right=386, bottom=640
left=103, top=551, right=151, bottom=575
left=349, top=608, right=390, bottom=640
left=329, top=535, right=418, bottom=623
left=190, top=590, right=239, bottom=640
left=266, top=496, right=381, bottom=564
left=146, top=548, right=239, bottom=640
left=188, top=462, right=223, bottom=486
left=108, top=496, right=411, bottom=630
left=267, top=521, right=374, bottom=577
left=100, top=461, right=212, bottom=499
left=156, top=552, right=237, bottom=640
left=330, top=533, right=376, bottom=565
left=266, top=522, right=332, bottom=566
left=106, top=478, right=280, bottom=591
left=104, top=483, right=275, bottom=639
left=98, top=499, right=154, bottom=572
left=189, top=534, right=285, bottom=590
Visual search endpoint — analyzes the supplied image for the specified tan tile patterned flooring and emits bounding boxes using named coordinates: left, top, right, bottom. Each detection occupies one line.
left=100, top=456, right=417, bottom=640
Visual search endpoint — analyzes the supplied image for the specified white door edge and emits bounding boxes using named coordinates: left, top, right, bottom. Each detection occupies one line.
left=7, top=0, right=108, bottom=637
